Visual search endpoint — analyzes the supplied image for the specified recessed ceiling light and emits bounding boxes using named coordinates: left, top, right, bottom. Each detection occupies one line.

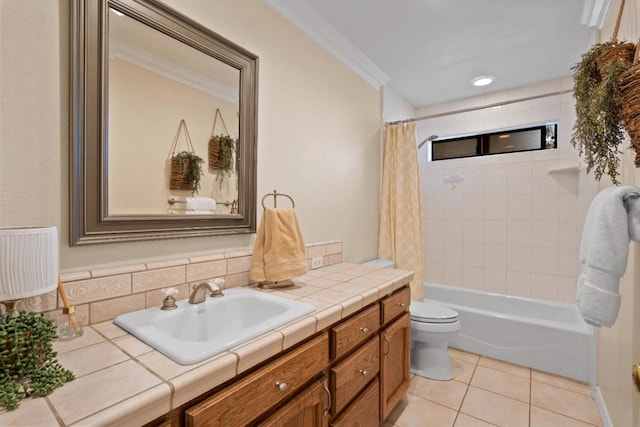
left=471, top=76, right=494, bottom=87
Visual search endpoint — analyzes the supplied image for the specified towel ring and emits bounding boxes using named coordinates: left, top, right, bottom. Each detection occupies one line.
left=261, top=190, right=295, bottom=209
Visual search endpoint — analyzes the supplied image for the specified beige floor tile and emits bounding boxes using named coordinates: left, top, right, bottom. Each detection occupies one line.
left=530, top=405, right=599, bottom=427
left=460, top=386, right=529, bottom=427
left=454, top=413, right=498, bottom=427
left=57, top=340, right=129, bottom=378
left=408, top=375, right=468, bottom=411
left=531, top=370, right=592, bottom=396
left=449, top=347, right=480, bottom=364
left=478, top=356, right=531, bottom=379
left=531, top=381, right=600, bottom=425
left=386, top=394, right=458, bottom=427
left=451, top=356, right=478, bottom=384
left=470, top=365, right=530, bottom=403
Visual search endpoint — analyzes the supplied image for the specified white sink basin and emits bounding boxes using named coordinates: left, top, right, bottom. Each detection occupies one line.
left=114, top=287, right=315, bottom=365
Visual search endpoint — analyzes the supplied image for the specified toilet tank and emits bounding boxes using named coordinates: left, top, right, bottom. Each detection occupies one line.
left=361, top=259, right=395, bottom=269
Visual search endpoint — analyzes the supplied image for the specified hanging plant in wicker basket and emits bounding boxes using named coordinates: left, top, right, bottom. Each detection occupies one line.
left=208, top=108, right=238, bottom=188
left=617, top=41, right=640, bottom=167
left=571, top=0, right=636, bottom=184
left=168, top=119, right=204, bottom=194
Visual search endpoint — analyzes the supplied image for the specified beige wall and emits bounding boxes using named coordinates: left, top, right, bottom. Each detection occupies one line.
left=0, top=0, right=381, bottom=271
left=108, top=59, right=239, bottom=214
left=596, top=0, right=640, bottom=425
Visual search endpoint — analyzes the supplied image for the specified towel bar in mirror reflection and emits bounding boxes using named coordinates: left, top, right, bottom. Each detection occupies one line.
left=261, top=190, right=295, bottom=209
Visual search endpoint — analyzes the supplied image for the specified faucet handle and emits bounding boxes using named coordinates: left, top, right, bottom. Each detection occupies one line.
left=162, top=287, right=179, bottom=297
left=211, top=277, right=225, bottom=288
left=206, top=278, right=225, bottom=297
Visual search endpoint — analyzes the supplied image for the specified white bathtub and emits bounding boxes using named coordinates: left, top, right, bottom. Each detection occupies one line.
left=424, top=283, right=596, bottom=384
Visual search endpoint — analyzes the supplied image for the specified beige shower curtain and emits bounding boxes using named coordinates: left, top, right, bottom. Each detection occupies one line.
left=378, top=122, right=425, bottom=300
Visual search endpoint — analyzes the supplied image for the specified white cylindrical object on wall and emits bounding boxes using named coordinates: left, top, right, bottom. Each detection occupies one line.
left=0, top=226, right=58, bottom=300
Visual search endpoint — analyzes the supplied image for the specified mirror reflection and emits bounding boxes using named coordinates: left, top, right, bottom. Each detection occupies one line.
left=108, top=8, right=240, bottom=215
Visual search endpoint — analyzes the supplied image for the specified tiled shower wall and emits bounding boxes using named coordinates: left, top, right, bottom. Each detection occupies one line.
left=417, top=78, right=597, bottom=303
left=16, top=241, right=342, bottom=326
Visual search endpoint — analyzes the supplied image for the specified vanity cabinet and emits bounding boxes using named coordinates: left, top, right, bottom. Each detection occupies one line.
left=146, top=284, right=411, bottom=427
left=185, top=333, right=328, bottom=426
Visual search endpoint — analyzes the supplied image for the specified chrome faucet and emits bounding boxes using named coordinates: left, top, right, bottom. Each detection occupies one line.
left=188, top=278, right=224, bottom=304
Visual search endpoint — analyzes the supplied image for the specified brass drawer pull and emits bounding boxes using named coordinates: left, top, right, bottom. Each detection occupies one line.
left=398, top=302, right=406, bottom=308
left=359, top=326, right=369, bottom=333
left=359, top=369, right=368, bottom=376
left=275, top=381, right=288, bottom=391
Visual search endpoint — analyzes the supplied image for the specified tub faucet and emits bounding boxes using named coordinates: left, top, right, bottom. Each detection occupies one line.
left=188, top=278, right=224, bottom=304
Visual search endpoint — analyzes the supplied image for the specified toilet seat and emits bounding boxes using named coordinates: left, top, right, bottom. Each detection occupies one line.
left=410, top=300, right=458, bottom=324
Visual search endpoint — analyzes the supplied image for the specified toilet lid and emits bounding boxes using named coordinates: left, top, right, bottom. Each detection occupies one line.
left=410, top=300, right=458, bottom=323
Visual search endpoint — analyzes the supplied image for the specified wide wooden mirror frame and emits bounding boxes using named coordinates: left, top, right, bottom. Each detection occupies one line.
left=70, top=0, right=258, bottom=245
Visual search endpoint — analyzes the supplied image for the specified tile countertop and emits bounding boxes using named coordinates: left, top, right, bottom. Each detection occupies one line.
left=0, top=263, right=413, bottom=427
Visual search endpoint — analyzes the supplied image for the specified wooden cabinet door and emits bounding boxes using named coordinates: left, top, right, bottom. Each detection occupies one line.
left=258, top=378, right=329, bottom=427
left=379, top=313, right=411, bottom=422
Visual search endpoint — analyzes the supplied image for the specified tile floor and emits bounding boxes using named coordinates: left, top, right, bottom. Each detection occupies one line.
left=384, top=348, right=601, bottom=427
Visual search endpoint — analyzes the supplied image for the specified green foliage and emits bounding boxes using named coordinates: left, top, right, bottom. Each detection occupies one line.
left=175, top=151, right=205, bottom=194
left=212, top=134, right=237, bottom=188
left=0, top=312, right=74, bottom=411
left=571, top=42, right=632, bottom=185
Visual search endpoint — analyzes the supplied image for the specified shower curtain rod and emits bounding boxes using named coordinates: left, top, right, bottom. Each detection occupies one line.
left=385, top=89, right=572, bottom=126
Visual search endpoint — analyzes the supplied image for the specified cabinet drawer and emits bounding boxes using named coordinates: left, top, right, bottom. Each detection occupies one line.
left=381, top=286, right=410, bottom=325
left=330, top=335, right=379, bottom=415
left=185, top=333, right=328, bottom=427
left=331, top=304, right=379, bottom=359
left=330, top=378, right=379, bottom=427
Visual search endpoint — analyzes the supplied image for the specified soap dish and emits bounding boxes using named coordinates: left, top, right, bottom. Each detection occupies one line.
left=258, top=280, right=295, bottom=289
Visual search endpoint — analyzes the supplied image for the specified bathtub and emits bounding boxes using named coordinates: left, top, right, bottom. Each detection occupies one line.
left=423, top=283, right=596, bottom=384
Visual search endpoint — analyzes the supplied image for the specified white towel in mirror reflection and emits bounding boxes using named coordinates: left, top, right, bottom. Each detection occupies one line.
left=186, top=197, right=216, bottom=211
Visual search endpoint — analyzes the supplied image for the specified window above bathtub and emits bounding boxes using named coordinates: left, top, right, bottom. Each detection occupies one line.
left=431, top=123, right=557, bottom=161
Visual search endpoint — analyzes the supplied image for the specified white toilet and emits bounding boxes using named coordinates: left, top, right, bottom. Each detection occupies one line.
left=361, top=259, right=461, bottom=381
left=410, top=300, right=461, bottom=381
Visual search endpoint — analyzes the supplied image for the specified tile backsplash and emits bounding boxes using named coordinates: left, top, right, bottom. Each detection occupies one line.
left=20, top=241, right=342, bottom=326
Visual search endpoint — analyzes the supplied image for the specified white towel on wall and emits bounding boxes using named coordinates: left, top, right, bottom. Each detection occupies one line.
left=576, top=185, right=640, bottom=327
left=186, top=197, right=216, bottom=211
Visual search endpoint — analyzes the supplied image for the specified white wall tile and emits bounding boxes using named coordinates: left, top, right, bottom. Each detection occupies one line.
left=485, top=170, right=507, bottom=194
left=443, top=263, right=463, bottom=287
left=531, top=165, right=559, bottom=194
left=443, top=241, right=463, bottom=265
left=462, top=266, right=484, bottom=290
left=463, top=243, right=484, bottom=267
left=507, top=220, right=532, bottom=246
left=556, top=173, right=579, bottom=194
left=532, top=194, right=559, bottom=220
left=425, top=262, right=443, bottom=284
left=507, top=271, right=531, bottom=298
left=507, top=195, right=532, bottom=220
left=463, top=195, right=485, bottom=220
left=425, top=240, right=444, bottom=264
left=463, top=220, right=484, bottom=243
left=531, top=247, right=559, bottom=275
left=507, top=245, right=532, bottom=272
left=443, top=219, right=464, bottom=243
left=531, top=221, right=559, bottom=248
left=425, top=219, right=444, bottom=241
left=558, top=221, right=579, bottom=249
left=484, top=244, right=507, bottom=270
left=484, top=220, right=507, bottom=244
left=558, top=248, right=579, bottom=277
left=483, top=268, right=507, bottom=294
left=531, top=273, right=558, bottom=302
left=464, top=171, right=485, bottom=195
left=558, top=194, right=578, bottom=221
left=508, top=168, right=532, bottom=195
left=558, top=276, right=578, bottom=303
left=443, top=190, right=464, bottom=219
left=485, top=195, right=507, bottom=220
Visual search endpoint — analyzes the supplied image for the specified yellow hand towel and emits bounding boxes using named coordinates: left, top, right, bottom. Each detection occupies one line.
left=250, top=207, right=307, bottom=282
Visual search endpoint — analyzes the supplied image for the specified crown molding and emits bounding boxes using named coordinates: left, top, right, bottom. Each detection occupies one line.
left=265, top=0, right=389, bottom=88
left=581, top=0, right=612, bottom=29
left=109, top=41, right=239, bottom=104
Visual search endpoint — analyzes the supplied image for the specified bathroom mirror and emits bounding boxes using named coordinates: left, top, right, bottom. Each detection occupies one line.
left=70, top=0, right=258, bottom=245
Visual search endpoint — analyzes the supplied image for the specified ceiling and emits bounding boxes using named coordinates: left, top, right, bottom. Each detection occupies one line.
left=267, top=0, right=602, bottom=108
